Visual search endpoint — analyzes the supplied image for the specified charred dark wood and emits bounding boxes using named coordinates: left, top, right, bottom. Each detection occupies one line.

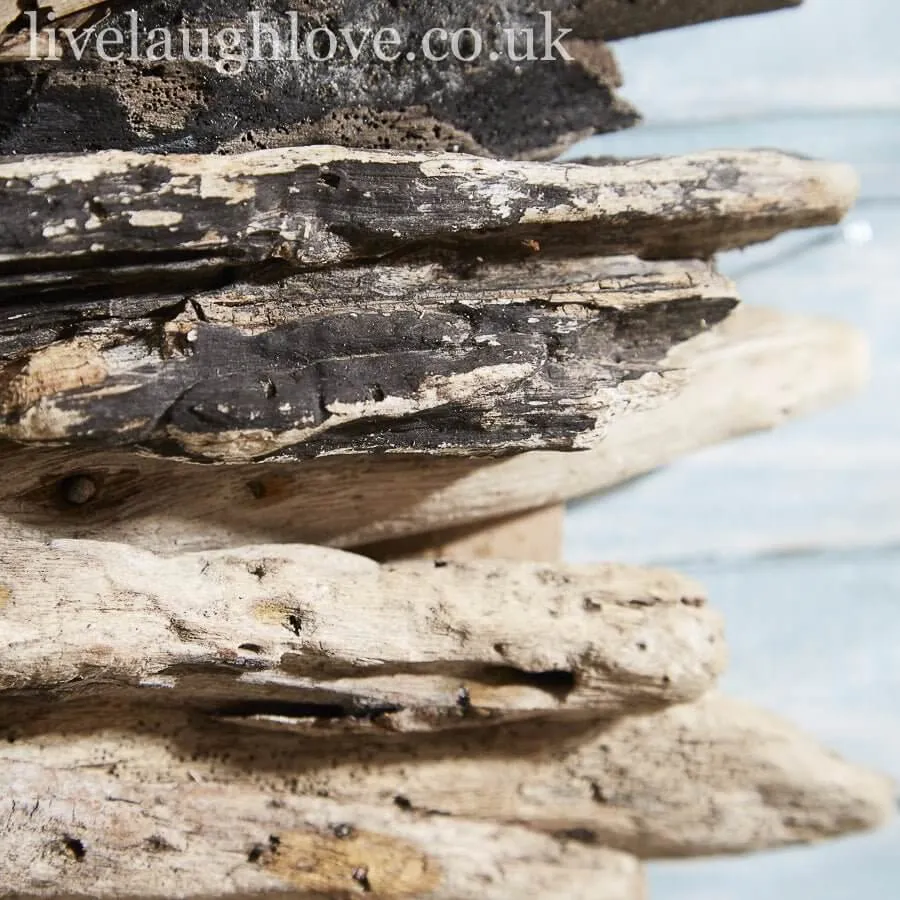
left=563, top=0, right=802, bottom=40
left=0, top=0, right=800, bottom=158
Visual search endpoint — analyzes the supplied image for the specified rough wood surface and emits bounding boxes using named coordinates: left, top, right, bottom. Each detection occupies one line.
left=1, top=782, right=647, bottom=900
left=0, top=253, right=741, bottom=461
left=0, top=539, right=724, bottom=727
left=1, top=693, right=891, bottom=865
left=0, top=0, right=801, bottom=157
left=0, top=305, right=866, bottom=550
left=0, top=148, right=856, bottom=460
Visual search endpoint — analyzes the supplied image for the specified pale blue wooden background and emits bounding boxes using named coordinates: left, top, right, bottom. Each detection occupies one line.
left=562, top=0, right=900, bottom=895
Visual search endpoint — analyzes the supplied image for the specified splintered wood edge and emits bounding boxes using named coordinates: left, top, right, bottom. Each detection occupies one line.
left=0, top=542, right=725, bottom=726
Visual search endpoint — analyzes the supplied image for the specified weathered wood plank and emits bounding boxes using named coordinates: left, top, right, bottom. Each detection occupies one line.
left=0, top=254, right=739, bottom=460
left=0, top=305, right=866, bottom=549
left=0, top=149, right=856, bottom=459
left=567, top=0, right=803, bottom=40
left=1, top=694, right=891, bottom=862
left=0, top=539, right=724, bottom=727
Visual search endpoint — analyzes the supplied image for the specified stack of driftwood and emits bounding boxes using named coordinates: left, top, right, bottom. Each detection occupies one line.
left=0, top=1, right=893, bottom=898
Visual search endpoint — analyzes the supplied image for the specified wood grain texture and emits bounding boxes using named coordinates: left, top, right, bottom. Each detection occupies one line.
left=0, top=539, right=724, bottom=727
left=0, top=254, right=740, bottom=461
left=0, top=693, right=891, bottom=863
left=0, top=305, right=867, bottom=550
left=0, top=147, right=856, bottom=274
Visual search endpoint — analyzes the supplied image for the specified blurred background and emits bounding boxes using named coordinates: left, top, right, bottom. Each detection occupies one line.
left=561, top=0, right=900, bottom=896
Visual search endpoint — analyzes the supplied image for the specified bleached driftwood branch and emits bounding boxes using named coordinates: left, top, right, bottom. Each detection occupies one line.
left=0, top=0, right=801, bottom=157
left=0, top=305, right=867, bottom=551
left=0, top=539, right=724, bottom=728
left=0, top=693, right=891, bottom=875
left=0, top=149, right=855, bottom=460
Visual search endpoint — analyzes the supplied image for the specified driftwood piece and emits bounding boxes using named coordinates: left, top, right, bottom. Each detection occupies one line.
left=0, top=540, right=724, bottom=727
left=1, top=774, right=647, bottom=900
left=0, top=148, right=856, bottom=460
left=1, top=693, right=891, bottom=865
left=0, top=305, right=867, bottom=550
left=0, top=148, right=856, bottom=274
left=0, top=254, right=741, bottom=461
left=0, top=0, right=800, bottom=158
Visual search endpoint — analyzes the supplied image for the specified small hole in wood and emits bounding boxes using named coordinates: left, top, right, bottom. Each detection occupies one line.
left=59, top=474, right=97, bottom=507
left=319, top=170, right=341, bottom=189
left=62, top=836, right=86, bottom=861
left=352, top=866, right=372, bottom=892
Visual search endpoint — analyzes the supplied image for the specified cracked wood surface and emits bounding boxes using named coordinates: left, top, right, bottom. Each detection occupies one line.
left=0, top=540, right=725, bottom=728
left=0, top=148, right=856, bottom=461
left=0, top=305, right=867, bottom=551
left=0, top=0, right=800, bottom=158
left=0, top=693, right=891, bottom=868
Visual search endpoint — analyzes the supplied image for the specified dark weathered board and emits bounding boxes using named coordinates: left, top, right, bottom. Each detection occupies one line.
left=0, top=146, right=855, bottom=461
left=0, top=254, right=739, bottom=461
left=0, top=0, right=800, bottom=158
left=0, top=147, right=856, bottom=279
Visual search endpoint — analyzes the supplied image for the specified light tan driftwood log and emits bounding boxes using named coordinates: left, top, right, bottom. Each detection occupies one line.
left=0, top=774, right=646, bottom=900
left=0, top=540, right=723, bottom=727
left=0, top=305, right=868, bottom=551
left=0, top=694, right=891, bottom=862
